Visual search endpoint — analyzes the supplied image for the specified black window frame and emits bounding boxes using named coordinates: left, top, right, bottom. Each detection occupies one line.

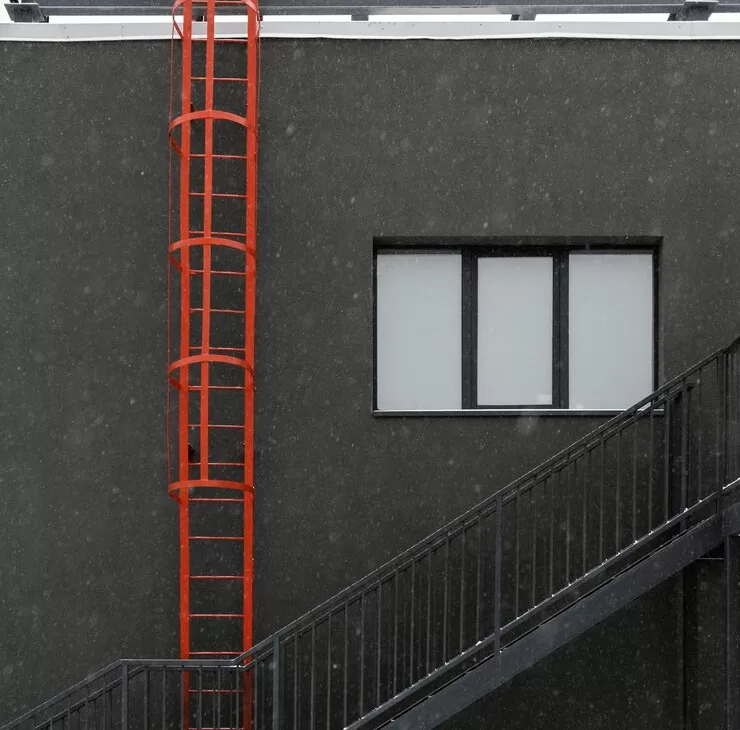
left=373, top=237, right=661, bottom=414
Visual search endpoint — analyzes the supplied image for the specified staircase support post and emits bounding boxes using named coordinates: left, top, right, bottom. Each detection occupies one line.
left=726, top=536, right=740, bottom=729
left=272, top=635, right=281, bottom=730
left=121, top=664, right=129, bottom=730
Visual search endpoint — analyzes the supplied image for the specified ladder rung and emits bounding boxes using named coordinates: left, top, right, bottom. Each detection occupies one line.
left=190, top=535, right=244, bottom=541
left=191, top=76, right=247, bottom=83
left=188, top=462, right=244, bottom=467
left=190, top=230, right=248, bottom=238
left=190, top=192, right=249, bottom=199
left=191, top=308, right=246, bottom=315
left=190, top=154, right=249, bottom=161
left=189, top=498, right=244, bottom=503
left=190, top=269, right=247, bottom=277
left=189, top=651, right=240, bottom=656
left=190, top=575, right=243, bottom=580
left=188, top=424, right=244, bottom=429
left=189, top=613, right=244, bottom=619
left=188, top=347, right=246, bottom=353
left=188, top=386, right=246, bottom=392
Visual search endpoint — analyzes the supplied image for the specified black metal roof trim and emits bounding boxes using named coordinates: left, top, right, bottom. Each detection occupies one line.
left=24, top=0, right=740, bottom=17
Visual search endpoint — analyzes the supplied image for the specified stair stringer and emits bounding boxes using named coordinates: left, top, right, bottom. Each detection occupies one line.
left=353, top=516, right=722, bottom=730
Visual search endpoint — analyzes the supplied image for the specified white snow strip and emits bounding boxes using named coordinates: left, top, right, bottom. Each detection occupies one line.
left=262, top=14, right=353, bottom=22
left=707, top=12, right=740, bottom=22
left=367, top=13, right=512, bottom=21
left=4, top=16, right=740, bottom=41
left=539, top=13, right=671, bottom=22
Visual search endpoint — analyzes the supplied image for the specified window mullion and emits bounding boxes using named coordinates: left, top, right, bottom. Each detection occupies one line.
left=461, top=251, right=476, bottom=409
left=553, top=253, right=570, bottom=409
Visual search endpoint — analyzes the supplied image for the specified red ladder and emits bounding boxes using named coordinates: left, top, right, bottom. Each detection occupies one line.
left=168, top=0, right=260, bottom=666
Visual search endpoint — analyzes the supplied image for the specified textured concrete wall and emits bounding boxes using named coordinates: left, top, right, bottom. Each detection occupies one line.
left=1, top=37, right=740, bottom=727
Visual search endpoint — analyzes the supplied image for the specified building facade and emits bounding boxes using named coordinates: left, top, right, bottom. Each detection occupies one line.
left=1, top=23, right=740, bottom=728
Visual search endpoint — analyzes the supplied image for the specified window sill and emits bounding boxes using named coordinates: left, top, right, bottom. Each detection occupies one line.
left=373, top=408, right=666, bottom=418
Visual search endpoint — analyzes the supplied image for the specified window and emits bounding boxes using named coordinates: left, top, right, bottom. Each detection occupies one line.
left=374, top=241, right=657, bottom=413
left=376, top=252, right=462, bottom=410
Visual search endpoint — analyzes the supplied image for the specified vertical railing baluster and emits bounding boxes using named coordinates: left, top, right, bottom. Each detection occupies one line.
left=731, top=349, right=737, bottom=481
left=458, top=530, right=465, bottom=654
left=233, top=666, right=240, bottom=730
left=273, top=635, right=282, bottom=730
left=197, top=668, right=203, bottom=730
left=104, top=670, right=110, bottom=730
left=254, top=662, right=261, bottom=730
left=648, top=402, right=655, bottom=529
left=101, top=671, right=106, bottom=730
left=725, top=347, right=740, bottom=484
left=84, top=682, right=90, bottom=730
left=697, top=368, right=704, bottom=500
left=426, top=549, right=433, bottom=675
left=411, top=561, right=417, bottom=685
left=376, top=583, right=382, bottom=708
left=442, top=541, right=449, bottom=665
left=209, top=668, right=215, bottom=730
left=615, top=427, right=621, bottom=553
left=727, top=351, right=732, bottom=483
left=359, top=597, right=365, bottom=717
left=476, top=518, right=483, bottom=641
left=681, top=380, right=689, bottom=520
left=532, top=486, right=538, bottom=609
left=632, top=412, right=638, bottom=542
left=718, top=352, right=727, bottom=507
left=565, top=466, right=571, bottom=584
left=393, top=571, right=399, bottom=696
left=733, top=348, right=737, bottom=480
left=232, top=667, right=237, bottom=730
left=143, top=667, right=149, bottom=730
left=494, top=495, right=503, bottom=657
left=515, top=489, right=520, bottom=616
left=326, top=613, right=332, bottom=728
left=548, top=476, right=554, bottom=597
left=296, top=631, right=301, bottom=730
left=215, top=668, right=221, bottom=730
left=576, top=457, right=584, bottom=576
left=160, top=667, right=166, bottom=730
left=179, top=670, right=184, bottom=730
left=665, top=397, right=672, bottom=520
left=599, top=434, right=605, bottom=564
left=309, top=625, right=316, bottom=730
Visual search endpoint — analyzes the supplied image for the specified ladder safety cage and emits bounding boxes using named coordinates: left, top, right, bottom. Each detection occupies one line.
left=167, top=0, right=260, bottom=665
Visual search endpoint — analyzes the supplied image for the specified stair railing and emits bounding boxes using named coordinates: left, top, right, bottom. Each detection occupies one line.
left=3, top=336, right=739, bottom=730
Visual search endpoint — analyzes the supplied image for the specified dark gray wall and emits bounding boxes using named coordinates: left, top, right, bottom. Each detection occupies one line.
left=0, top=41, right=175, bottom=720
left=1, top=37, right=740, bottom=726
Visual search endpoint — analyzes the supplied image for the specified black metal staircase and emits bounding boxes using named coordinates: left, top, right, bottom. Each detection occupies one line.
left=4, top=336, right=740, bottom=730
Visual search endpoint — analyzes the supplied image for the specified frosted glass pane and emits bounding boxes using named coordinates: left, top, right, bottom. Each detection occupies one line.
left=477, top=257, right=553, bottom=406
left=376, top=253, right=462, bottom=410
left=569, top=253, right=653, bottom=410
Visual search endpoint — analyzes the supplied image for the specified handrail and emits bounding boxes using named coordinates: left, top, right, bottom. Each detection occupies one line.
left=1, top=658, right=240, bottom=730
left=2, top=661, right=124, bottom=730
left=234, top=333, right=740, bottom=663
left=3, top=333, right=738, bottom=730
